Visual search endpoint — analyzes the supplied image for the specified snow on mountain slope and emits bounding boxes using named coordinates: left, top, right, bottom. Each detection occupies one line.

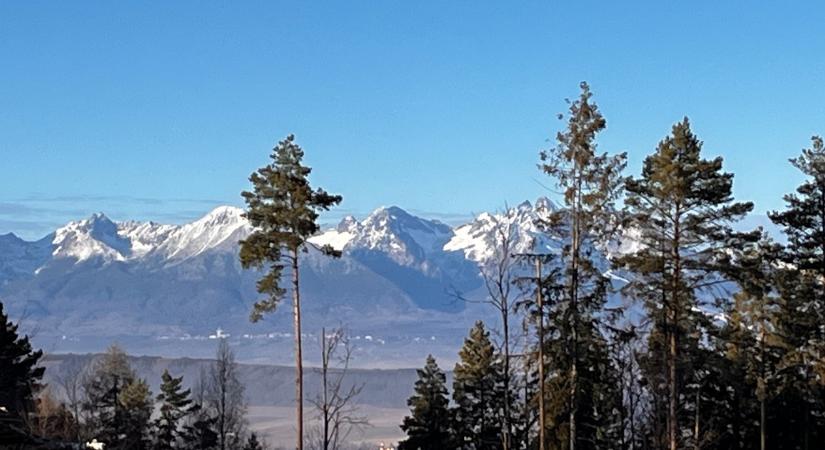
left=118, top=221, right=177, bottom=257
left=308, top=216, right=360, bottom=251
left=52, top=213, right=132, bottom=262
left=0, top=200, right=652, bottom=366
left=445, top=198, right=560, bottom=266
left=348, top=206, right=454, bottom=267
left=153, top=206, right=250, bottom=262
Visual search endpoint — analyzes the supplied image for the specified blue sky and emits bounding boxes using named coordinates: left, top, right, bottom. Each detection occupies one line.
left=1, top=1, right=824, bottom=239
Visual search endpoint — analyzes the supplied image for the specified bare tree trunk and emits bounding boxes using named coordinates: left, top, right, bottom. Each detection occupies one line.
left=629, top=349, right=637, bottom=450
left=293, top=248, right=304, bottom=450
left=693, top=387, right=699, bottom=450
left=569, top=241, right=579, bottom=450
left=669, top=317, right=678, bottom=450
left=502, top=304, right=512, bottom=450
left=670, top=211, right=681, bottom=450
left=536, top=258, right=546, bottom=450
left=760, top=397, right=765, bottom=450
left=322, top=328, right=329, bottom=450
left=569, top=153, right=583, bottom=450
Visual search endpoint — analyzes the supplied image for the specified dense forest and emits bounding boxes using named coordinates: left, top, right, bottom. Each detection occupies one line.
left=2, top=83, right=825, bottom=450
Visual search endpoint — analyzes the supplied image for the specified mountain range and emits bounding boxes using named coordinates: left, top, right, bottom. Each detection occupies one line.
left=0, top=199, right=619, bottom=367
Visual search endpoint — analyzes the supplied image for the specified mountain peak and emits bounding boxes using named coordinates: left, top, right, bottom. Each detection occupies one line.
left=52, top=212, right=131, bottom=262
left=198, top=206, right=245, bottom=225
left=337, top=215, right=360, bottom=233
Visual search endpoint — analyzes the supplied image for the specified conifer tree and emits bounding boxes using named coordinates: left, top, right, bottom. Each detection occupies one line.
left=119, top=378, right=153, bottom=450
left=240, top=134, right=342, bottom=450
left=723, top=235, right=787, bottom=450
left=452, top=321, right=505, bottom=450
left=768, top=135, right=825, bottom=447
left=539, top=81, right=626, bottom=450
left=399, top=355, right=454, bottom=450
left=82, top=345, right=141, bottom=448
left=242, top=433, right=264, bottom=450
left=618, top=118, right=755, bottom=450
left=182, top=410, right=219, bottom=450
left=154, top=369, right=197, bottom=449
left=0, top=301, right=44, bottom=440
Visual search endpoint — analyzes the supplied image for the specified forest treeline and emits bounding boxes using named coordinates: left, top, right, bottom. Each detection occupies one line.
left=3, top=82, right=825, bottom=450
left=395, top=83, right=825, bottom=450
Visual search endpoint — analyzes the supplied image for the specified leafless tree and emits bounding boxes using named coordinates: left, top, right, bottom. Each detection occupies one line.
left=308, top=328, right=368, bottom=450
left=53, top=357, right=87, bottom=442
left=206, top=338, right=247, bottom=450
left=450, top=206, right=530, bottom=450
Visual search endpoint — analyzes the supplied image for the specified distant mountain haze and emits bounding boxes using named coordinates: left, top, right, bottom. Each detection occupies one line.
left=0, top=199, right=751, bottom=366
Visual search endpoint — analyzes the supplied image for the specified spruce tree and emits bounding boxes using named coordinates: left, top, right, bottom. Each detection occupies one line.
left=399, top=355, right=454, bottom=450
left=452, top=321, right=505, bottom=450
left=617, top=118, right=756, bottom=450
left=239, top=134, right=342, bottom=450
left=0, top=301, right=44, bottom=440
left=539, top=82, right=626, bottom=450
left=768, top=135, right=825, bottom=447
left=154, top=369, right=197, bottom=449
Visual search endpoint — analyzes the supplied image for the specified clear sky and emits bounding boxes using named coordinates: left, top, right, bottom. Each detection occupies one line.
left=2, top=1, right=824, bottom=239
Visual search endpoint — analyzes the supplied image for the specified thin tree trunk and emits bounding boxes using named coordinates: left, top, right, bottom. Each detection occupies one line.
left=759, top=326, right=766, bottom=450
left=569, top=157, right=582, bottom=450
left=322, top=328, right=329, bottom=450
left=760, top=398, right=765, bottom=450
left=502, top=303, right=511, bottom=450
left=669, top=328, right=677, bottom=450
left=293, top=249, right=304, bottom=450
left=629, top=350, right=637, bottom=450
left=693, top=387, right=699, bottom=450
left=537, top=258, right=546, bottom=450
left=670, top=210, right=681, bottom=450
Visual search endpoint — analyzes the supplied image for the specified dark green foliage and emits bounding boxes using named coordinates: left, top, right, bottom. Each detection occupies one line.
left=0, top=301, right=44, bottom=441
left=239, top=134, right=342, bottom=321
left=452, top=321, right=506, bottom=450
left=399, top=355, right=454, bottom=450
left=767, top=135, right=825, bottom=447
left=154, top=369, right=197, bottom=449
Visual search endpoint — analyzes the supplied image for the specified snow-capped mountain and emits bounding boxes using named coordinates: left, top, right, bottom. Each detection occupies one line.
left=0, top=199, right=599, bottom=365
left=444, top=198, right=560, bottom=266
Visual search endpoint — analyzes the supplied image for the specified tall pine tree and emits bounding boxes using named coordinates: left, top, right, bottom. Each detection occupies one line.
left=538, top=81, right=626, bottom=450
left=239, top=134, right=342, bottom=450
left=618, top=118, right=755, bottom=450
